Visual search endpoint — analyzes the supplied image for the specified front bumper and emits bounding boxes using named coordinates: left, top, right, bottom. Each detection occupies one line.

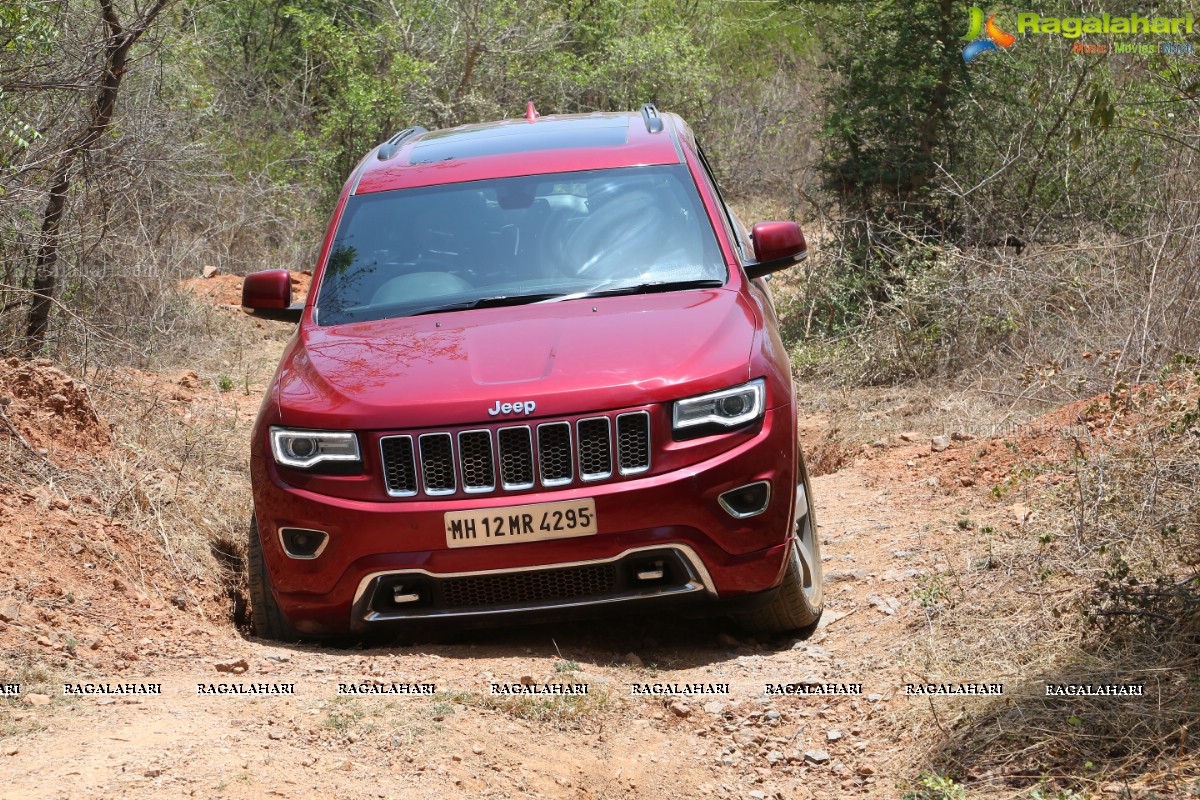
left=250, top=406, right=798, bottom=635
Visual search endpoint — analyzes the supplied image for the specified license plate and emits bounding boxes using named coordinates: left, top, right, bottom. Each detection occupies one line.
left=444, top=499, right=597, bottom=548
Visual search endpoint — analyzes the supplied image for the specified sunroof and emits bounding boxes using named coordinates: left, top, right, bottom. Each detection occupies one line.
left=408, top=118, right=630, bottom=164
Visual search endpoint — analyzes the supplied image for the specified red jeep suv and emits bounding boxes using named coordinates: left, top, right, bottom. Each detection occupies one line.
left=241, top=104, right=823, bottom=640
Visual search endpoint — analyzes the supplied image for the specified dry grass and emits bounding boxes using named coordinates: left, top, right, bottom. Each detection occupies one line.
left=905, top=367, right=1200, bottom=798
left=0, top=295, right=293, bottom=629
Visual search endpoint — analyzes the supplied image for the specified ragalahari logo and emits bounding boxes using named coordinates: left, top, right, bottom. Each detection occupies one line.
left=962, top=7, right=1016, bottom=61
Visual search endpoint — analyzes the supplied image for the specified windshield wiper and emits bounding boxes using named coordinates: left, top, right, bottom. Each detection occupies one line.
left=409, top=293, right=568, bottom=316
left=536, top=278, right=725, bottom=304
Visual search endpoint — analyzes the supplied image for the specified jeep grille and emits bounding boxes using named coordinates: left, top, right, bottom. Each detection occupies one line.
left=379, top=410, right=651, bottom=497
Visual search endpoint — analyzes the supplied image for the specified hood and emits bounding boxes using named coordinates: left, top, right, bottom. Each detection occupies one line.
left=275, top=288, right=760, bottom=430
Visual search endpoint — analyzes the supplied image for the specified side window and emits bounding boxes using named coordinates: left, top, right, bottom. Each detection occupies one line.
left=695, top=146, right=747, bottom=263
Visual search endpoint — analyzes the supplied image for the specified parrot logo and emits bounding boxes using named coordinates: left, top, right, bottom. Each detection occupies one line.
left=962, top=7, right=1016, bottom=62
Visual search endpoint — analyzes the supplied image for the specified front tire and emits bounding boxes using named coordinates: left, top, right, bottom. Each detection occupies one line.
left=247, top=514, right=299, bottom=642
left=737, top=452, right=824, bottom=636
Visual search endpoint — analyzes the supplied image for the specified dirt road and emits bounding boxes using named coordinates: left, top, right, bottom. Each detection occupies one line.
left=2, top=439, right=998, bottom=800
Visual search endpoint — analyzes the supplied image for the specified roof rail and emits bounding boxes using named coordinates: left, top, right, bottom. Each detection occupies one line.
left=376, top=126, right=428, bottom=160
left=640, top=104, right=663, bottom=134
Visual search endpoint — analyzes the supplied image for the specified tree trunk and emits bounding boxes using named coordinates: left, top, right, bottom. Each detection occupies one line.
left=21, top=0, right=171, bottom=355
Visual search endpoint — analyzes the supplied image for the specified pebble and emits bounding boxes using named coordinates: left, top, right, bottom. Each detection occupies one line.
left=143, top=768, right=162, bottom=778
left=668, top=700, right=691, bottom=718
left=215, top=659, right=249, bottom=675
left=827, top=730, right=843, bottom=741
left=803, top=749, right=831, bottom=764
left=703, top=701, right=725, bottom=715
left=765, top=751, right=783, bottom=766
left=471, top=743, right=485, bottom=755
left=930, top=435, right=951, bottom=452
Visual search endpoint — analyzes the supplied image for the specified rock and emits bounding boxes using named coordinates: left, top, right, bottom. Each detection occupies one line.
left=749, top=791, right=767, bottom=799
left=49, top=495, right=69, bottom=509
left=866, top=693, right=883, bottom=702
left=764, top=710, right=781, bottom=722
left=958, top=476, right=975, bottom=487
left=668, top=700, right=692, bottom=718
left=519, top=675, right=535, bottom=686
left=4, top=746, right=18, bottom=756
left=623, top=652, right=643, bottom=667
left=704, top=701, right=725, bottom=715
left=202, top=265, right=220, bottom=279
left=1012, top=503, right=1031, bottom=525
left=215, top=658, right=249, bottom=675
left=451, top=754, right=462, bottom=762
left=868, top=595, right=899, bottom=615
left=824, top=569, right=869, bottom=584
left=111, top=577, right=128, bottom=592
left=170, top=593, right=187, bottom=610
left=898, top=431, right=921, bottom=442
left=36, top=636, right=53, bottom=647
left=930, top=435, right=951, bottom=452
left=924, top=477, right=939, bottom=487
left=0, top=600, right=19, bottom=623
left=950, top=431, right=973, bottom=441
left=765, top=751, right=783, bottom=766
left=69, top=542, right=84, bottom=555
left=24, top=694, right=50, bottom=706
left=826, top=730, right=843, bottom=741
left=471, top=743, right=485, bottom=755
left=175, top=371, right=202, bottom=389
left=870, top=439, right=888, bottom=448
left=856, top=765, right=875, bottom=776
left=803, top=749, right=831, bottom=764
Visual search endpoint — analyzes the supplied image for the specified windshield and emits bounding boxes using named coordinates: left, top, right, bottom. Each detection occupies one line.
left=314, top=165, right=726, bottom=325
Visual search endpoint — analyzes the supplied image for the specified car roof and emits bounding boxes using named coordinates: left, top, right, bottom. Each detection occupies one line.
left=352, top=110, right=689, bottom=195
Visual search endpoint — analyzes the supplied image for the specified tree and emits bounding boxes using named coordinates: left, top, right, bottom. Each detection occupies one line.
left=19, top=0, right=174, bottom=355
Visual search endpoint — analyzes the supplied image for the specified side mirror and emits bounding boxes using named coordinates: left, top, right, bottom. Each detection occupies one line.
left=241, top=269, right=302, bottom=322
left=746, top=221, right=807, bottom=279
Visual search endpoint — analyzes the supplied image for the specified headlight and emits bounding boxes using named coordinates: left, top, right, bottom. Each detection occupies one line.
left=672, top=379, right=765, bottom=434
left=270, top=427, right=361, bottom=469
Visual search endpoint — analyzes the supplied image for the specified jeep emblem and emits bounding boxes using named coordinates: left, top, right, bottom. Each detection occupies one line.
left=488, top=400, right=536, bottom=416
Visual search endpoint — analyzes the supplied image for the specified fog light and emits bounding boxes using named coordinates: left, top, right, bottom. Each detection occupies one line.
left=392, top=584, right=421, bottom=605
left=635, top=561, right=666, bottom=581
left=279, top=527, right=329, bottom=559
left=718, top=481, right=771, bottom=518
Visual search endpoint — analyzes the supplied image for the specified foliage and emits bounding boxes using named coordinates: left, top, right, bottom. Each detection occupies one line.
left=792, top=0, right=1199, bottom=366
